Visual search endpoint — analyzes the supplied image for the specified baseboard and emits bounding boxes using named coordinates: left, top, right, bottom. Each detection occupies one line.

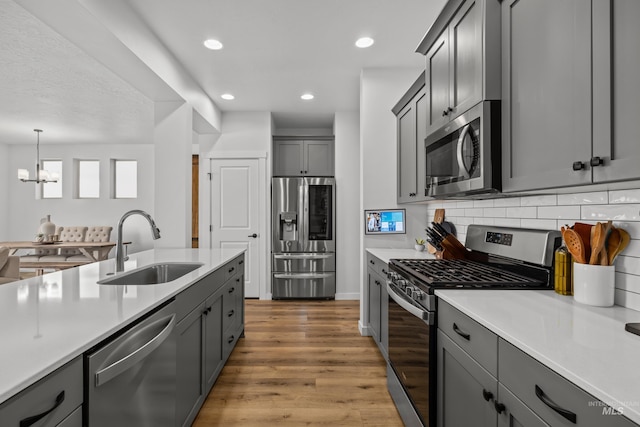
left=359, top=320, right=371, bottom=336
left=335, top=292, right=360, bottom=300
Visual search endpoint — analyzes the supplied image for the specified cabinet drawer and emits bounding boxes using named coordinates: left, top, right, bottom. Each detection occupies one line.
left=0, top=356, right=83, bottom=427
left=273, top=253, right=335, bottom=273
left=56, top=405, right=82, bottom=427
left=224, top=257, right=242, bottom=282
left=176, top=267, right=225, bottom=321
left=366, top=253, right=389, bottom=280
left=223, top=277, right=242, bottom=332
left=438, top=300, right=498, bottom=377
left=499, top=339, right=636, bottom=427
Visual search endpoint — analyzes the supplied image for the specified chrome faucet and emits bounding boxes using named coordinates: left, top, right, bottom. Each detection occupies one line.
left=115, top=209, right=161, bottom=272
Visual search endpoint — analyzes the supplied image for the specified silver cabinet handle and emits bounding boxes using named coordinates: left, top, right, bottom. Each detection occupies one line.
left=386, top=282, right=433, bottom=324
left=95, top=313, right=175, bottom=387
left=456, top=123, right=473, bottom=179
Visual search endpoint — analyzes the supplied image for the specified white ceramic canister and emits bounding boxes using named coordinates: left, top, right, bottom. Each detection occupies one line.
left=573, top=263, right=615, bottom=307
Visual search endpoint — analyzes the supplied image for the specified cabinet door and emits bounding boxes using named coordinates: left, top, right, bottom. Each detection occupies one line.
left=273, top=140, right=304, bottom=176
left=415, top=89, right=428, bottom=201
left=426, top=31, right=451, bottom=134
left=592, top=0, right=640, bottom=182
left=203, top=292, right=224, bottom=393
left=449, top=0, right=483, bottom=117
left=176, top=305, right=204, bottom=427
left=397, top=100, right=418, bottom=203
left=367, top=268, right=382, bottom=342
left=380, top=280, right=389, bottom=361
left=497, top=384, right=549, bottom=427
left=437, top=330, right=497, bottom=427
left=501, top=0, right=592, bottom=192
left=304, top=140, right=334, bottom=176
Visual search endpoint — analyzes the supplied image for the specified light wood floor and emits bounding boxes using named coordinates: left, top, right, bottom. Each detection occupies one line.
left=193, top=300, right=404, bottom=426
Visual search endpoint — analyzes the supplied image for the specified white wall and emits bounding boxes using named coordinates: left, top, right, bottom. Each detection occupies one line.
left=6, top=143, right=155, bottom=254
left=0, top=143, right=8, bottom=239
left=334, top=111, right=360, bottom=299
left=426, top=190, right=640, bottom=312
left=359, top=68, right=429, bottom=329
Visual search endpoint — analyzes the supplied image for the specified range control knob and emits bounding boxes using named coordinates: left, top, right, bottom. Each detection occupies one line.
left=405, top=285, right=415, bottom=296
left=397, top=279, right=409, bottom=289
left=388, top=272, right=399, bottom=281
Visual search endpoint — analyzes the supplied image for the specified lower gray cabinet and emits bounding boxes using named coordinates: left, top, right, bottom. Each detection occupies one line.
left=175, top=254, right=245, bottom=427
left=176, top=302, right=205, bottom=427
left=437, top=329, right=497, bottom=427
left=366, top=253, right=389, bottom=360
left=0, top=356, right=83, bottom=427
left=497, top=383, right=548, bottom=427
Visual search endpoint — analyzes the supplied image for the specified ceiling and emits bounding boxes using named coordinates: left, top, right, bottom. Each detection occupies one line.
left=1, top=0, right=446, bottom=145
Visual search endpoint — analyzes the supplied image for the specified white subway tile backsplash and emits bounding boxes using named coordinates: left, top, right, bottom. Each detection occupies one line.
left=557, top=191, right=608, bottom=205
left=520, top=219, right=558, bottom=230
left=609, top=189, right=640, bottom=204
left=581, top=204, right=640, bottom=221
left=474, top=200, right=494, bottom=208
left=445, top=187, right=640, bottom=310
left=506, top=206, right=537, bottom=218
left=537, top=206, right=581, bottom=220
left=483, top=207, right=506, bottom=217
left=494, top=198, right=521, bottom=207
left=521, top=195, right=557, bottom=206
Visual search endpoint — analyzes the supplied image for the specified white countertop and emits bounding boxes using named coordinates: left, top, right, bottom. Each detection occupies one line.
left=366, top=247, right=434, bottom=264
left=0, top=248, right=244, bottom=404
left=436, top=289, right=640, bottom=424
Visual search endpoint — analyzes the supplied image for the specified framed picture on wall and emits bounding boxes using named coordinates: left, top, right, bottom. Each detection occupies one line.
left=364, top=209, right=406, bottom=235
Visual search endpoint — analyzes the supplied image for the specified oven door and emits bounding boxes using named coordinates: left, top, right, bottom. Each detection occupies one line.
left=387, top=282, right=436, bottom=426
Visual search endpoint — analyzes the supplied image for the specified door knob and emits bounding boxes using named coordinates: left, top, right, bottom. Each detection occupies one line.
left=248, top=233, right=258, bottom=238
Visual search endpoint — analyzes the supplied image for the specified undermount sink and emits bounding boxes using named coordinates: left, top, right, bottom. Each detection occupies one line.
left=98, top=262, right=204, bottom=285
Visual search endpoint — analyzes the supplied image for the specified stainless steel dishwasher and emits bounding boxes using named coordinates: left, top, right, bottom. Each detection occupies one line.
left=85, top=299, right=177, bottom=427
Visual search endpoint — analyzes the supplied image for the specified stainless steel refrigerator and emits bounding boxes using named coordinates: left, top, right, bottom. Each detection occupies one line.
left=271, top=177, right=336, bottom=298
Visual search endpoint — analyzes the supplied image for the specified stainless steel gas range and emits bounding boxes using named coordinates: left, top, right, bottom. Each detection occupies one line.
left=385, top=225, right=561, bottom=426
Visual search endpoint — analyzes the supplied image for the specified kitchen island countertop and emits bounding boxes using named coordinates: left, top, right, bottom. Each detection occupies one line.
left=0, top=248, right=244, bottom=404
left=437, top=289, right=640, bottom=425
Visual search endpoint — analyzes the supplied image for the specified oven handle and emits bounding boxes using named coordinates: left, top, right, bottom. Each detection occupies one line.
left=456, top=123, right=473, bottom=179
left=386, top=282, right=434, bottom=324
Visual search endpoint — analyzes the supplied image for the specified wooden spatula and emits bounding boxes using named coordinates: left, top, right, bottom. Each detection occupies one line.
left=589, top=222, right=606, bottom=265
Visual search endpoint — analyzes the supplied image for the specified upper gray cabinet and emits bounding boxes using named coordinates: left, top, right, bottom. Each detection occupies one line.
left=417, top=0, right=501, bottom=135
left=502, top=0, right=640, bottom=192
left=273, top=138, right=334, bottom=177
left=393, top=72, right=428, bottom=203
left=592, top=0, right=640, bottom=183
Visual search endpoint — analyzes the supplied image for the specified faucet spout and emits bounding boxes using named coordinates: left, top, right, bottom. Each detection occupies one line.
left=115, top=209, right=161, bottom=272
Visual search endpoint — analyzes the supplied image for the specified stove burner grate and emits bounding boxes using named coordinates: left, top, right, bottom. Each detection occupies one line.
left=393, top=259, right=542, bottom=287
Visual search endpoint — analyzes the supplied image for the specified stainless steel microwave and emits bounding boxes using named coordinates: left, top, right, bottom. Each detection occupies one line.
left=425, top=100, right=501, bottom=198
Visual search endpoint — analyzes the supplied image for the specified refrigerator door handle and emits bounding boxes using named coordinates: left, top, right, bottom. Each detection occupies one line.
left=273, top=253, right=333, bottom=260
left=300, top=179, right=308, bottom=249
left=274, top=273, right=333, bottom=279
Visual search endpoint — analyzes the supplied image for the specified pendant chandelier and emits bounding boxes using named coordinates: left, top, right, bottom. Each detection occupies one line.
left=17, top=129, right=59, bottom=184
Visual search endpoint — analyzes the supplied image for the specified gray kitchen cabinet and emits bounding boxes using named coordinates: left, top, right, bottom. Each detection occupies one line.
left=176, top=304, right=205, bottom=427
left=417, top=0, right=500, bottom=135
left=222, top=272, right=245, bottom=360
left=592, top=0, right=640, bottom=183
left=365, top=253, right=389, bottom=360
left=393, top=72, right=428, bottom=203
left=501, top=0, right=592, bottom=192
left=438, top=300, right=498, bottom=427
left=175, top=254, right=245, bottom=427
left=273, top=138, right=334, bottom=177
left=438, top=299, right=639, bottom=427
left=0, top=356, right=83, bottom=427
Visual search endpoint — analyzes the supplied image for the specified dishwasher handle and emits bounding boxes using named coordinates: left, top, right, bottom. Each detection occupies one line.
left=95, top=313, right=176, bottom=387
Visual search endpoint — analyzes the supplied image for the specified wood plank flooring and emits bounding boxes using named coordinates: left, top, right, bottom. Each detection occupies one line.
left=193, top=300, right=404, bottom=426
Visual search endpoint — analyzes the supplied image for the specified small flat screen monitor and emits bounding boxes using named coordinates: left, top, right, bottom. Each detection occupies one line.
left=364, top=209, right=406, bottom=235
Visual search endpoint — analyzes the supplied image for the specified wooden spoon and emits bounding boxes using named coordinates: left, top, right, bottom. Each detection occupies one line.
left=589, top=222, right=606, bottom=265
left=599, top=221, right=613, bottom=265
left=573, top=222, right=593, bottom=262
left=609, top=229, right=631, bottom=265
left=562, top=228, right=587, bottom=264
left=606, top=227, right=621, bottom=266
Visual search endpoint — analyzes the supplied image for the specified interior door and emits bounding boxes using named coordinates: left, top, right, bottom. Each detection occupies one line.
left=211, top=159, right=260, bottom=298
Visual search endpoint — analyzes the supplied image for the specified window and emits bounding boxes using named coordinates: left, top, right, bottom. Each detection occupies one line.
left=78, top=160, right=100, bottom=198
left=42, top=160, right=62, bottom=199
left=114, top=160, right=137, bottom=198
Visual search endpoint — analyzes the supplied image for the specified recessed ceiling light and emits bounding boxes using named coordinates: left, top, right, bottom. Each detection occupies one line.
left=203, top=39, right=223, bottom=50
left=355, top=37, right=375, bottom=48
left=221, top=93, right=235, bottom=100
left=301, top=93, right=314, bottom=100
